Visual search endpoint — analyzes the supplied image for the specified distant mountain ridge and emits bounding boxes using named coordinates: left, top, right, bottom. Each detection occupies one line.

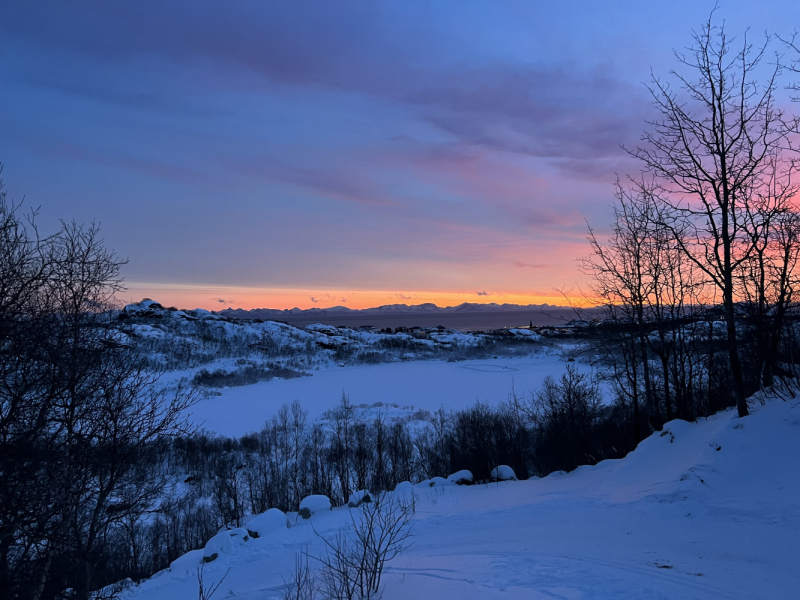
left=219, top=302, right=567, bottom=320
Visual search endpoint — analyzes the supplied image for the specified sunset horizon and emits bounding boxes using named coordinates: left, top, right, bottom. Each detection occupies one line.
left=6, top=2, right=787, bottom=307
left=121, top=281, right=587, bottom=312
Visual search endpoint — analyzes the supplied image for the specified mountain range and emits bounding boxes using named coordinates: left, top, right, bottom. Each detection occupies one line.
left=219, top=302, right=568, bottom=320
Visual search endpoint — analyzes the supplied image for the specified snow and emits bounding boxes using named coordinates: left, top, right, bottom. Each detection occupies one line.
left=298, top=495, right=332, bottom=518
left=168, top=549, right=204, bottom=576
left=123, top=393, right=800, bottom=600
left=415, top=476, right=455, bottom=490
left=348, top=490, right=372, bottom=507
left=129, top=324, right=165, bottom=339
left=393, top=480, right=415, bottom=504
left=490, top=465, right=517, bottom=481
left=245, top=509, right=288, bottom=537
left=202, top=528, right=252, bottom=561
left=447, top=470, right=474, bottom=485
left=305, top=323, right=341, bottom=336
left=187, top=354, right=581, bottom=437
left=509, top=328, right=543, bottom=340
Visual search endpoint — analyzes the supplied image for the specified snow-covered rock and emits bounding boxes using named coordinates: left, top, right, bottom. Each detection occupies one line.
left=298, top=495, right=332, bottom=519
left=447, top=470, right=474, bottom=485
left=202, top=528, right=252, bottom=562
left=348, top=489, right=372, bottom=507
left=123, top=299, right=165, bottom=318
left=393, top=480, right=415, bottom=503
left=246, top=508, right=288, bottom=537
left=415, top=476, right=455, bottom=489
left=490, top=465, right=517, bottom=481
left=169, top=549, right=203, bottom=574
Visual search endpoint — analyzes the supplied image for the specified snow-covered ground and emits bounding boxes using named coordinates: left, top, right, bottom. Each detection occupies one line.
left=124, top=393, right=800, bottom=600
left=188, top=353, right=585, bottom=437
left=118, top=299, right=593, bottom=436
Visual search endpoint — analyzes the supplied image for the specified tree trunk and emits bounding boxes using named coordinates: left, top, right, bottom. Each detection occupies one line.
left=660, top=352, right=673, bottom=421
left=724, top=287, right=749, bottom=417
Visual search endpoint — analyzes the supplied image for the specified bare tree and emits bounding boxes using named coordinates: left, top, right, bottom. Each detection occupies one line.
left=519, top=364, right=603, bottom=473
left=283, top=551, right=318, bottom=600
left=330, top=394, right=356, bottom=505
left=780, top=29, right=800, bottom=103
left=630, top=16, right=794, bottom=417
left=0, top=176, right=196, bottom=600
left=584, top=181, right=661, bottom=439
left=197, top=565, right=230, bottom=600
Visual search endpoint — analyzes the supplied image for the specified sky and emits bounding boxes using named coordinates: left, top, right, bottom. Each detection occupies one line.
left=2, top=1, right=799, bottom=310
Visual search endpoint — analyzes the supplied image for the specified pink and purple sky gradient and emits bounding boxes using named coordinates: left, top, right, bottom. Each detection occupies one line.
left=2, top=1, right=798, bottom=310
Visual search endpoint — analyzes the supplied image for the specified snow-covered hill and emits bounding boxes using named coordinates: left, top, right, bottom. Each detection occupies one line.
left=121, top=393, right=800, bottom=600
left=118, top=299, right=556, bottom=384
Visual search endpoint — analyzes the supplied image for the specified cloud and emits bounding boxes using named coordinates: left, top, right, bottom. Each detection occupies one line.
left=412, top=67, right=645, bottom=172
left=231, top=156, right=397, bottom=207
left=309, top=293, right=346, bottom=305
left=213, top=297, right=237, bottom=304
left=513, top=261, right=547, bottom=269
left=477, top=291, right=489, bottom=296
left=2, top=2, right=647, bottom=184
left=0, top=1, right=654, bottom=295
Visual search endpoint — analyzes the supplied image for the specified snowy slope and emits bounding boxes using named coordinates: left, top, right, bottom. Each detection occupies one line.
left=123, top=394, right=800, bottom=599
left=118, top=299, right=551, bottom=378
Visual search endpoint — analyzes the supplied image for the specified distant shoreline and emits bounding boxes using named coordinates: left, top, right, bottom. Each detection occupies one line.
left=224, top=308, right=596, bottom=332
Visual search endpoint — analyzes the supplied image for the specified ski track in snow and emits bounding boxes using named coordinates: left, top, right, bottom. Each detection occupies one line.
left=125, top=395, right=800, bottom=600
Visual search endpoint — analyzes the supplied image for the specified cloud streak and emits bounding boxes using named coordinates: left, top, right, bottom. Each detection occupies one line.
left=4, top=2, right=788, bottom=306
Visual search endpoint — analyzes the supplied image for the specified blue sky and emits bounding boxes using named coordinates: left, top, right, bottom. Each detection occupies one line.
left=1, top=1, right=798, bottom=309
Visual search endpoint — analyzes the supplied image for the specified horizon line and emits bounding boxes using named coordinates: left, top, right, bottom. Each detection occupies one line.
left=122, top=282, right=590, bottom=312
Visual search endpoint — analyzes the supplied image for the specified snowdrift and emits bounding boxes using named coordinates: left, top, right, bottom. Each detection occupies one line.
left=123, top=394, right=800, bottom=599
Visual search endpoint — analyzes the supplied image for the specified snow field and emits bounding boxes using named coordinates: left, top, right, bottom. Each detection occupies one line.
left=126, top=393, right=800, bottom=599
left=187, top=354, right=585, bottom=437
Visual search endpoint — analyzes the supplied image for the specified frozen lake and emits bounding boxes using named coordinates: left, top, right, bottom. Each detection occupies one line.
left=187, top=353, right=585, bottom=437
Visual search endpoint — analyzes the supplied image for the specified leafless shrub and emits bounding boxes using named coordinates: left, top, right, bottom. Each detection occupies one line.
left=311, top=494, right=414, bottom=600
left=196, top=565, right=230, bottom=600
left=283, top=551, right=318, bottom=600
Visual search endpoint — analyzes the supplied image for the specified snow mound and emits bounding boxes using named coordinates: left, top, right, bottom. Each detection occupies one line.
left=298, top=495, right=332, bottom=519
left=393, top=481, right=416, bottom=504
left=348, top=490, right=372, bottom=507
left=416, top=476, right=455, bottom=489
left=394, top=480, right=413, bottom=495
left=169, top=549, right=203, bottom=574
left=490, top=465, right=517, bottom=481
left=124, top=393, right=800, bottom=600
left=447, top=470, right=474, bottom=485
left=202, top=527, right=252, bottom=561
left=246, top=508, right=288, bottom=537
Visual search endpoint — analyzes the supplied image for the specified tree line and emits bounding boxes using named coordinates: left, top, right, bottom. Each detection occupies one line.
left=0, top=185, right=195, bottom=600
left=59, top=369, right=624, bottom=596
left=582, top=17, right=800, bottom=442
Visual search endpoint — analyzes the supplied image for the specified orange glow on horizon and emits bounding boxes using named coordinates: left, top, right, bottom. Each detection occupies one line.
left=121, top=282, right=589, bottom=311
